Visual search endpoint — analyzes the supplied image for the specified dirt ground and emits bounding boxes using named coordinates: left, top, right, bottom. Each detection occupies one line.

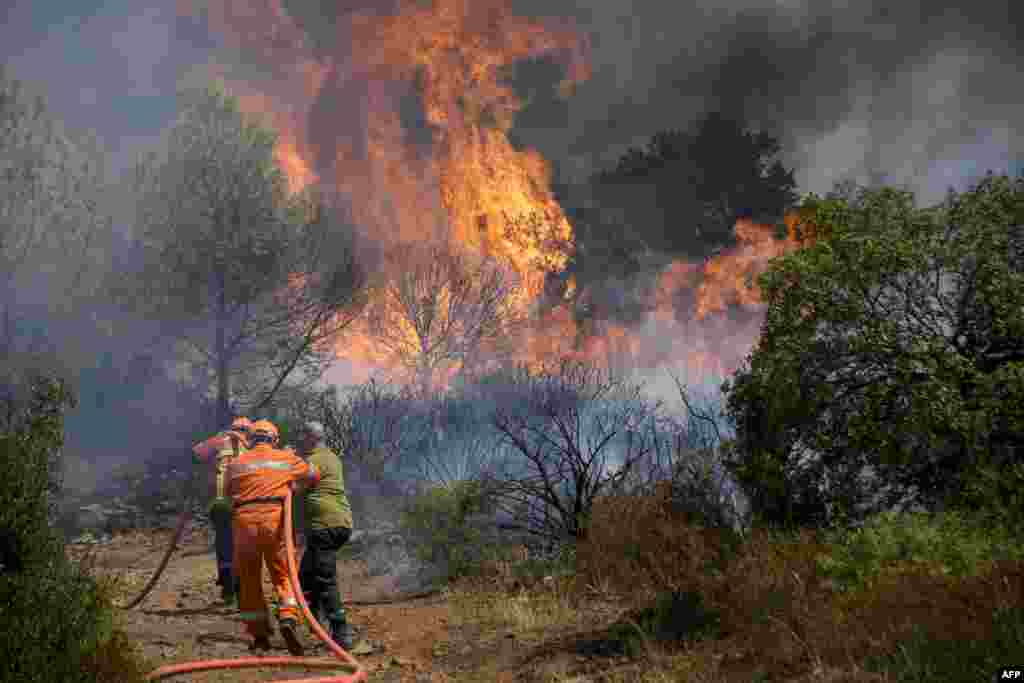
left=68, top=528, right=625, bottom=683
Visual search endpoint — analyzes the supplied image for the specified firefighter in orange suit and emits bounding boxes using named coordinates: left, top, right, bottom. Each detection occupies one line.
left=192, top=416, right=252, bottom=604
left=227, top=419, right=321, bottom=655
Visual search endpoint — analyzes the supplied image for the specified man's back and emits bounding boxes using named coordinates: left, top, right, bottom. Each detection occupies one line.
left=228, top=444, right=311, bottom=504
left=305, top=446, right=353, bottom=531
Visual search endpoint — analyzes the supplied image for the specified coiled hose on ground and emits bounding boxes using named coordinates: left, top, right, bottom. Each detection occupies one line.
left=116, top=483, right=367, bottom=682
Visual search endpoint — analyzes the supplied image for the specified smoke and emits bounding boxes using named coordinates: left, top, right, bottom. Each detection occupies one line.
left=499, top=0, right=1024, bottom=203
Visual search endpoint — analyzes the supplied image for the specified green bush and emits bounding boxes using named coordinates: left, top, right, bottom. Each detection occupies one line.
left=864, top=607, right=1024, bottom=682
left=816, top=509, right=1024, bottom=593
left=606, top=590, right=721, bottom=658
left=399, top=480, right=493, bottom=581
left=952, top=460, right=1024, bottom=535
left=0, top=377, right=149, bottom=683
left=512, top=544, right=576, bottom=583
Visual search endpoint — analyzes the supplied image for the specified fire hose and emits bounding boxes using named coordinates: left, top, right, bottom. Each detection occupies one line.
left=117, top=481, right=367, bottom=682
left=114, top=503, right=193, bottom=610
left=115, top=467, right=201, bottom=611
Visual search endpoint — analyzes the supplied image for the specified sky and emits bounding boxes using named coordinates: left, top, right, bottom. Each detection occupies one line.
left=1, top=0, right=1021, bottom=202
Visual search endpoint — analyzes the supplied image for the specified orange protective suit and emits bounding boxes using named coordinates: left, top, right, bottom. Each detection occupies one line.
left=226, top=442, right=321, bottom=639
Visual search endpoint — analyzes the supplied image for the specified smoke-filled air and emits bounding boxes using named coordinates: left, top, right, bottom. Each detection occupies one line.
left=2, top=1, right=1022, bottom=681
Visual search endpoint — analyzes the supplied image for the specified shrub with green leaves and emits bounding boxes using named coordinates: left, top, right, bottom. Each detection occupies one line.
left=951, top=460, right=1024, bottom=535
left=724, top=175, right=1024, bottom=528
left=864, top=607, right=1024, bottom=682
left=816, top=509, right=1024, bottom=593
left=605, top=590, right=721, bottom=658
left=399, top=479, right=494, bottom=580
left=0, top=377, right=149, bottom=682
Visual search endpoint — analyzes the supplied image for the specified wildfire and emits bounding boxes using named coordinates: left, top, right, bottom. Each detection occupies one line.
left=513, top=215, right=806, bottom=379
left=178, top=0, right=809, bottom=389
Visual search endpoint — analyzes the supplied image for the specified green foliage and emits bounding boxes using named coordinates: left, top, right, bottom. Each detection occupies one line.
left=724, top=175, right=1024, bottom=527
left=511, top=544, right=576, bottom=583
left=606, top=590, right=721, bottom=658
left=399, top=480, right=493, bottom=581
left=816, top=510, right=1024, bottom=594
left=1, top=377, right=73, bottom=571
left=863, top=607, right=1024, bottom=682
left=952, top=459, right=1024, bottom=533
left=0, top=377, right=148, bottom=682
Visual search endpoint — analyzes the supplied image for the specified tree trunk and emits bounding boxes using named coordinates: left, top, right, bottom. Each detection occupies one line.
left=215, top=266, right=231, bottom=429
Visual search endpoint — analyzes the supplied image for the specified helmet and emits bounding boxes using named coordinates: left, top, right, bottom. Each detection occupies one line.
left=230, top=417, right=253, bottom=435
left=250, top=419, right=280, bottom=445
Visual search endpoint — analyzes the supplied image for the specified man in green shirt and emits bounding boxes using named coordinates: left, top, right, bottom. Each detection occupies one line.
left=296, top=421, right=357, bottom=650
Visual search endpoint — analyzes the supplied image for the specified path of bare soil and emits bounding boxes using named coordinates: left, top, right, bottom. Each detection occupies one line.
left=67, top=528, right=628, bottom=683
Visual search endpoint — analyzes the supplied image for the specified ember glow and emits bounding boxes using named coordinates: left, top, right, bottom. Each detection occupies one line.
left=178, top=0, right=807, bottom=388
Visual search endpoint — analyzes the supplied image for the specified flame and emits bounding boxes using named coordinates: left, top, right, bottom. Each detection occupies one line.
left=695, top=217, right=799, bottom=319
left=512, top=212, right=810, bottom=378
left=178, top=1, right=812, bottom=390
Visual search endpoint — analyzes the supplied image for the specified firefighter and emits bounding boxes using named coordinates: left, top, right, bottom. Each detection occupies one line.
left=296, top=421, right=356, bottom=650
left=192, top=416, right=252, bottom=604
left=228, top=419, right=320, bottom=655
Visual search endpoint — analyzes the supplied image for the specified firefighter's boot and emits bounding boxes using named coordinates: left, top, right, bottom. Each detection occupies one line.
left=249, top=635, right=272, bottom=652
left=220, top=572, right=239, bottom=605
left=279, top=618, right=305, bottom=656
left=330, top=617, right=355, bottom=651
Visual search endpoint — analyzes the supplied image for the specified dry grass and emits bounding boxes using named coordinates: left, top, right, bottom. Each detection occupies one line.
left=450, top=573, right=584, bottom=636
left=453, top=487, right=1024, bottom=682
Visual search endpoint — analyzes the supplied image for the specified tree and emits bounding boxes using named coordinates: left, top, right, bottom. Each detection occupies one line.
left=487, top=360, right=659, bottom=544
left=364, top=242, right=522, bottom=394
left=723, top=175, right=1024, bottom=528
left=0, top=67, right=111, bottom=390
left=0, top=67, right=112, bottom=524
left=124, top=82, right=367, bottom=429
left=588, top=112, right=798, bottom=262
left=0, top=67, right=112, bottom=314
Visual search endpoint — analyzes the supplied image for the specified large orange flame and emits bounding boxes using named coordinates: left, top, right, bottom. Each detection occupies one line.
left=515, top=214, right=808, bottom=380
left=177, top=0, right=809, bottom=389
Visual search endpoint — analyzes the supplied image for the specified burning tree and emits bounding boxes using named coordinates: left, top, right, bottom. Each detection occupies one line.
left=363, top=242, right=523, bottom=394
left=589, top=112, right=798, bottom=263
left=123, top=82, right=369, bottom=428
left=487, top=360, right=659, bottom=544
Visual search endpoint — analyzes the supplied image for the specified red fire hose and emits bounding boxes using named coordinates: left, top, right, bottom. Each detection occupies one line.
left=115, top=466, right=201, bottom=612
left=115, top=505, right=193, bottom=610
left=132, top=488, right=367, bottom=682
